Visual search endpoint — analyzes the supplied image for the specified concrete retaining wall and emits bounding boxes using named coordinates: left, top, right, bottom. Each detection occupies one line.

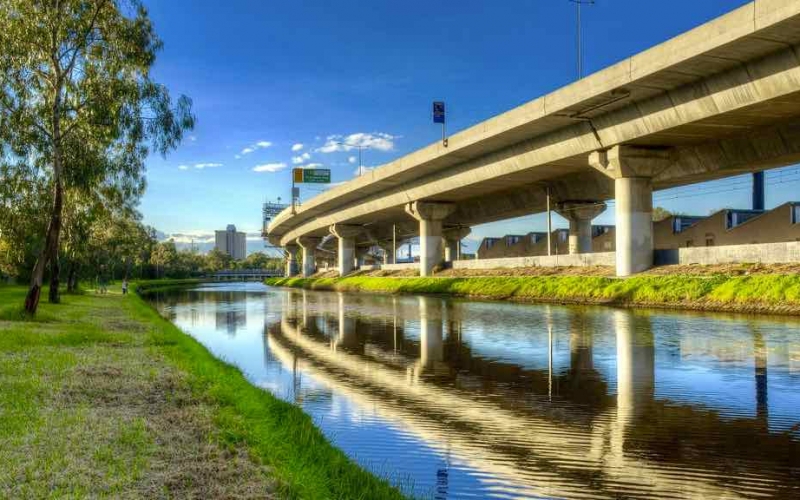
left=357, top=264, right=382, bottom=271
left=655, top=241, right=800, bottom=265
left=381, top=263, right=419, bottom=271
left=452, top=252, right=616, bottom=270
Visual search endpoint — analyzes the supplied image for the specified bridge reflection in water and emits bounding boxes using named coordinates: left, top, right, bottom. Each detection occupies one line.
left=155, top=284, right=800, bottom=499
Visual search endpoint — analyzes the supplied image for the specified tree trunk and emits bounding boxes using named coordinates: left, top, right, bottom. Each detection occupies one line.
left=25, top=178, right=63, bottom=313
left=48, top=253, right=61, bottom=303
left=66, top=262, right=78, bottom=293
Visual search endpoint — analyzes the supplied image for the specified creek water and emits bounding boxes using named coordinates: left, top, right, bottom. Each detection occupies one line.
left=150, top=282, right=800, bottom=499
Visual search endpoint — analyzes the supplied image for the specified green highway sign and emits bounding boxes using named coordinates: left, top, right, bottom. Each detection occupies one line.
left=293, top=168, right=331, bottom=184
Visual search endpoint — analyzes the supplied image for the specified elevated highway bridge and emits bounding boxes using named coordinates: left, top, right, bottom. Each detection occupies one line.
left=268, top=0, right=800, bottom=277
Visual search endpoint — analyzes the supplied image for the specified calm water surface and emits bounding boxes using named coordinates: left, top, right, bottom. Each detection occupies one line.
left=151, top=282, right=800, bottom=499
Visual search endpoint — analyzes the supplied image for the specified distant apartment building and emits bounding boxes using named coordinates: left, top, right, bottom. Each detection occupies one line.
left=215, top=224, right=247, bottom=260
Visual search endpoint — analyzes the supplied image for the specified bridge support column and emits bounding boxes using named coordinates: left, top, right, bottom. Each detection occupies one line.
left=556, top=202, right=606, bottom=254
left=378, top=243, right=395, bottom=265
left=285, top=244, right=300, bottom=277
left=405, top=201, right=456, bottom=276
left=297, top=236, right=322, bottom=278
left=329, top=224, right=361, bottom=276
left=355, top=246, right=370, bottom=268
left=443, top=227, right=471, bottom=262
left=590, top=146, right=674, bottom=276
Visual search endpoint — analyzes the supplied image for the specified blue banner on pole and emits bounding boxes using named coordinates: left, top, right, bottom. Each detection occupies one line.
left=433, top=101, right=445, bottom=124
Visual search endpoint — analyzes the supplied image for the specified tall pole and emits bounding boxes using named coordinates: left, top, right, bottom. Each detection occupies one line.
left=570, top=0, right=594, bottom=79
left=546, top=186, right=553, bottom=256
left=392, top=224, right=396, bottom=262
left=577, top=0, right=582, bottom=78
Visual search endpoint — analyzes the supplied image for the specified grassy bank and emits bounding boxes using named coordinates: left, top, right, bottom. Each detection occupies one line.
left=0, top=284, right=405, bottom=499
left=265, top=273, right=800, bottom=315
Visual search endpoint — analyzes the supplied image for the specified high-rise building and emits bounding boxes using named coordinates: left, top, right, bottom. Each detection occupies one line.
left=215, top=224, right=247, bottom=260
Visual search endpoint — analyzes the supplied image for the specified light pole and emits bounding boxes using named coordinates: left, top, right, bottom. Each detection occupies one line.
left=336, top=142, right=369, bottom=177
left=569, top=0, right=595, bottom=79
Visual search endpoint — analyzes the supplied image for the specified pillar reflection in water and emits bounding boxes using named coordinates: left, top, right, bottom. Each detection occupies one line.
left=334, top=292, right=357, bottom=350
left=753, top=325, right=769, bottom=427
left=569, top=311, right=594, bottom=372
left=546, top=305, right=554, bottom=401
left=612, top=310, right=655, bottom=462
left=417, top=296, right=446, bottom=376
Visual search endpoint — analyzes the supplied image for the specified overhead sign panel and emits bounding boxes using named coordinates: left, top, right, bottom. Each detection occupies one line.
left=293, top=168, right=331, bottom=184
left=433, top=101, right=445, bottom=123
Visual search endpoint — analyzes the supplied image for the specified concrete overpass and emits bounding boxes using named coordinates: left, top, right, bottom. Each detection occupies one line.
left=268, top=0, right=800, bottom=276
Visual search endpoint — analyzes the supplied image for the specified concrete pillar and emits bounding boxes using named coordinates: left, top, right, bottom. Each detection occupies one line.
left=443, top=227, right=471, bottom=262
left=590, top=146, right=674, bottom=276
left=329, top=224, right=361, bottom=276
left=355, top=246, right=370, bottom=268
left=405, top=201, right=456, bottom=276
left=556, top=202, right=606, bottom=254
left=615, top=178, right=653, bottom=276
left=379, top=243, right=395, bottom=265
left=285, top=244, right=299, bottom=277
left=296, top=236, right=321, bottom=277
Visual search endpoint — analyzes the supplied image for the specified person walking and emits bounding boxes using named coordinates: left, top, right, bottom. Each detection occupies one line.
left=122, top=279, right=128, bottom=295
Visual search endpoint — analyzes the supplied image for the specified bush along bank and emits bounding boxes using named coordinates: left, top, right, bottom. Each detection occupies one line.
left=264, top=274, right=800, bottom=316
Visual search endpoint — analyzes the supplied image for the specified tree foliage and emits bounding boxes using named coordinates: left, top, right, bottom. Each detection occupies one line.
left=0, top=0, right=194, bottom=312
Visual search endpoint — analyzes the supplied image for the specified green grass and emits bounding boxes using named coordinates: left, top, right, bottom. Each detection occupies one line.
left=265, top=273, right=800, bottom=314
left=0, top=283, right=406, bottom=499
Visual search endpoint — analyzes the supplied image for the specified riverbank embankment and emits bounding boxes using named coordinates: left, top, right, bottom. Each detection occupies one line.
left=265, top=266, right=800, bottom=316
left=0, top=283, right=404, bottom=499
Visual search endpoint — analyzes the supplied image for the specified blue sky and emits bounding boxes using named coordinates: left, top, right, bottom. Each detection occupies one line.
left=139, top=0, right=800, bottom=253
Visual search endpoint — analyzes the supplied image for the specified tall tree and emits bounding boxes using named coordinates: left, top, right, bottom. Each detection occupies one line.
left=0, top=0, right=194, bottom=313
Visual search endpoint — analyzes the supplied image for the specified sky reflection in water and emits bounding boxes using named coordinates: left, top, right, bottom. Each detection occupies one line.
left=152, top=282, right=800, bottom=499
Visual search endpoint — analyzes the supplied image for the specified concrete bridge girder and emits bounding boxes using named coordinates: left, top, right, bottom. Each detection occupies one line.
left=268, top=7, right=800, bottom=279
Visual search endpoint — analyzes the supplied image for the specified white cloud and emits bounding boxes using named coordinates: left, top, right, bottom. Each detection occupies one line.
left=317, top=132, right=398, bottom=153
left=348, top=156, right=357, bottom=164
left=194, top=162, right=222, bottom=169
left=291, top=143, right=304, bottom=152
left=234, top=154, right=242, bottom=159
left=178, top=165, right=189, bottom=170
left=302, top=163, right=323, bottom=169
left=240, top=140, right=273, bottom=155
left=253, top=162, right=287, bottom=173
left=188, top=135, right=197, bottom=142
left=292, top=152, right=311, bottom=164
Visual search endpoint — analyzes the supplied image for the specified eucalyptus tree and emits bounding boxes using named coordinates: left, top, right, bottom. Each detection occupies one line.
left=0, top=0, right=194, bottom=314
left=0, top=161, right=50, bottom=281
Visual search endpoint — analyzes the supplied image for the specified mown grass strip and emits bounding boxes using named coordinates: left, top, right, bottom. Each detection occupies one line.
left=265, top=273, right=800, bottom=315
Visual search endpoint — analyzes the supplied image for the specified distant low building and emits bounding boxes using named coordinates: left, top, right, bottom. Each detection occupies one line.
left=215, top=224, right=247, bottom=260
left=475, top=202, right=800, bottom=260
